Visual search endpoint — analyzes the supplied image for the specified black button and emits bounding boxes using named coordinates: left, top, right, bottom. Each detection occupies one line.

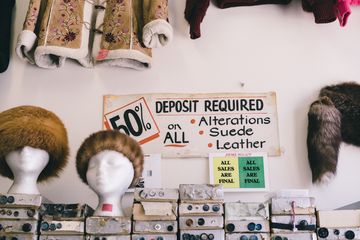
left=255, top=224, right=262, bottom=231
left=187, top=205, right=193, bottom=211
left=283, top=238, right=288, bottom=240
left=190, top=236, right=196, bottom=240
left=318, top=228, right=329, bottom=238
left=49, top=223, right=56, bottom=231
left=94, top=238, right=100, bottom=240
left=27, top=209, right=36, bottom=217
left=56, top=205, right=64, bottom=213
left=249, top=235, right=258, bottom=240
left=0, top=196, right=7, bottom=205
left=247, top=222, right=256, bottom=231
left=11, top=238, right=18, bottom=240
left=202, top=204, right=210, bottom=211
left=7, top=196, right=14, bottom=204
left=182, top=234, right=190, bottom=240
left=334, top=229, right=340, bottom=235
left=0, top=210, right=5, bottom=215
left=6, top=210, right=12, bottom=216
left=273, top=236, right=282, bottom=240
left=226, top=223, right=235, bottom=232
left=299, top=220, right=308, bottom=227
left=208, top=234, right=214, bottom=240
left=22, top=223, right=32, bottom=232
left=197, top=218, right=205, bottom=226
left=212, top=204, right=220, bottom=212
left=0, top=224, right=3, bottom=230
left=13, top=211, right=19, bottom=217
left=345, top=230, right=355, bottom=240
left=240, top=235, right=249, bottom=240
left=101, top=238, right=107, bottom=240
left=200, top=233, right=208, bottom=240
left=157, top=237, right=164, bottom=240
left=56, top=223, right=62, bottom=229
left=138, top=238, right=145, bottom=240
left=167, top=225, right=174, bottom=232
left=41, top=222, right=49, bottom=231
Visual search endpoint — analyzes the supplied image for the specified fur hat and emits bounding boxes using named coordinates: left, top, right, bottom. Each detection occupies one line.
left=76, top=130, right=144, bottom=187
left=307, top=82, right=360, bottom=183
left=0, top=106, right=69, bottom=182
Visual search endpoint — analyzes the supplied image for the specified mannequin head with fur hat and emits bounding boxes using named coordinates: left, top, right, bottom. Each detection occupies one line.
left=76, top=130, right=144, bottom=216
left=0, top=106, right=69, bottom=195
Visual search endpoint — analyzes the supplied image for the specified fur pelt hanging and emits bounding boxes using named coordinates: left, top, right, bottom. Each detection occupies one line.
left=76, top=130, right=144, bottom=187
left=307, top=82, right=360, bottom=183
left=0, top=106, right=69, bottom=182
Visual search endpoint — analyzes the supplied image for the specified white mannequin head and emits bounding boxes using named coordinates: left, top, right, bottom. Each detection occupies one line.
left=5, top=146, right=49, bottom=195
left=86, top=150, right=134, bottom=217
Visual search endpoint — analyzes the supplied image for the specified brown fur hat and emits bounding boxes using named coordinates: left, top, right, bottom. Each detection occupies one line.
left=76, top=130, right=144, bottom=187
left=307, top=82, right=360, bottom=183
left=0, top=106, right=69, bottom=182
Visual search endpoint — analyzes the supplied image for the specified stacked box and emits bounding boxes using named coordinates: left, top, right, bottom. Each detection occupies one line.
left=132, top=188, right=179, bottom=240
left=270, top=197, right=317, bottom=240
left=179, top=184, right=225, bottom=240
left=39, top=203, right=94, bottom=240
left=86, top=216, right=131, bottom=240
left=0, top=193, right=41, bottom=240
left=224, top=202, right=271, bottom=240
left=316, top=210, right=360, bottom=240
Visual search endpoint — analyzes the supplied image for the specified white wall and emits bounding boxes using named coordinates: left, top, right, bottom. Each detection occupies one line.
left=1, top=0, right=360, bottom=211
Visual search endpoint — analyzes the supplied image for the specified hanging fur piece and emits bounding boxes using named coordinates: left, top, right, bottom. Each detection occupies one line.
left=0, top=106, right=69, bottom=182
left=76, top=130, right=144, bottom=187
left=307, top=82, right=360, bottom=184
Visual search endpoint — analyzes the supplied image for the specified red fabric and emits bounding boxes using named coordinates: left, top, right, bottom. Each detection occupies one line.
left=185, top=0, right=210, bottom=39
left=335, top=0, right=351, bottom=26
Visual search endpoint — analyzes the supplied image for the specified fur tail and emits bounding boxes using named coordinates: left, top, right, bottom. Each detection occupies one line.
left=307, top=96, right=342, bottom=184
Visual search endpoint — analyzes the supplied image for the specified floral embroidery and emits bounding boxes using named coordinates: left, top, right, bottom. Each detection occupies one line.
left=23, top=0, right=40, bottom=31
left=47, top=0, right=82, bottom=46
left=102, top=0, right=130, bottom=48
left=155, top=0, right=169, bottom=20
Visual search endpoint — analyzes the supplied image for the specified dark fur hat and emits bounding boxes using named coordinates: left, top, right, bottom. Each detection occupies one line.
left=0, top=106, right=69, bottom=182
left=307, top=82, right=360, bottom=183
left=76, top=130, right=144, bottom=188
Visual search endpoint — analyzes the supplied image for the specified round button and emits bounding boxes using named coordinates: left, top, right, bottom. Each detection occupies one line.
left=197, top=218, right=205, bottom=226
left=49, top=223, right=56, bottom=231
left=0, top=210, right=5, bottom=215
left=157, top=237, right=164, bottom=240
left=273, top=236, right=282, bottom=240
left=22, top=223, right=32, bottom=232
left=240, top=235, right=249, bottom=240
left=27, top=209, right=36, bottom=218
left=41, top=222, right=49, bottom=231
left=182, top=233, right=190, bottom=240
left=94, top=238, right=100, bottom=240
left=345, top=230, right=355, bottom=240
left=299, top=220, right=308, bottom=227
left=283, top=238, right=288, bottom=240
left=249, top=235, right=258, bottom=240
left=187, top=205, right=193, bottom=211
left=0, top=196, right=7, bottom=205
left=190, top=235, right=196, bottom=240
left=56, top=205, right=64, bottom=213
left=226, top=223, right=235, bottom=232
left=101, top=237, right=107, bottom=240
left=200, top=233, right=208, bottom=240
left=6, top=210, right=12, bottom=216
left=167, top=225, right=174, bottom=232
left=13, top=211, right=19, bottom=217
left=56, top=223, right=62, bottom=229
left=334, top=229, right=340, bottom=235
left=247, top=222, right=256, bottom=231
left=212, top=204, right=220, bottom=212
left=202, top=204, right=210, bottom=211
left=7, top=196, right=14, bottom=204
left=158, top=191, right=164, bottom=197
left=318, top=228, right=329, bottom=238
left=138, top=238, right=145, bottom=240
left=255, top=224, right=262, bottom=231
left=149, top=190, right=156, bottom=197
left=208, top=234, right=214, bottom=240
left=186, top=219, right=194, bottom=227
left=154, top=224, right=162, bottom=231
left=11, top=237, right=18, bottom=240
